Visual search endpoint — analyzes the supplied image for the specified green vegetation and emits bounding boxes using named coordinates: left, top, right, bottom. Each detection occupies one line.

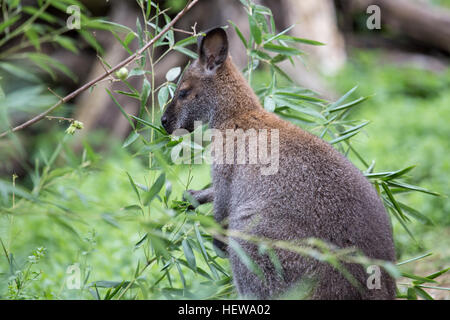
left=0, top=0, right=448, bottom=299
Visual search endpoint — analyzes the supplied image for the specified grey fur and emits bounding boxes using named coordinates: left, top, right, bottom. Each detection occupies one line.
left=162, top=28, right=396, bottom=299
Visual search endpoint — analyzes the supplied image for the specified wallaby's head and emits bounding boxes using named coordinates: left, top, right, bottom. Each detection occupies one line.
left=161, top=27, right=229, bottom=134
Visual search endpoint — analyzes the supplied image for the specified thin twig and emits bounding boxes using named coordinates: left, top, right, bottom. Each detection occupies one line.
left=0, top=0, right=199, bottom=139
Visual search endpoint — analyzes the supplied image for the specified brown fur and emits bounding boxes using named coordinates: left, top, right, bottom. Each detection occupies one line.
left=162, top=28, right=396, bottom=299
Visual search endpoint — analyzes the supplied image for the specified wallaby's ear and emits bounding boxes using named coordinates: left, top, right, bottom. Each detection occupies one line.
left=198, top=27, right=228, bottom=73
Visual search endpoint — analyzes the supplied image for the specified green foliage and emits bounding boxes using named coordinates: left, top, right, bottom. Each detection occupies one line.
left=0, top=0, right=448, bottom=300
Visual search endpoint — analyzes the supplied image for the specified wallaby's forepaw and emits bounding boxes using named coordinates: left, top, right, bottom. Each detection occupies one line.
left=183, top=189, right=201, bottom=209
left=183, top=187, right=214, bottom=209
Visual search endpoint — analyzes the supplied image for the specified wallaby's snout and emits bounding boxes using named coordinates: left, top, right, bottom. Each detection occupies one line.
left=161, top=27, right=229, bottom=135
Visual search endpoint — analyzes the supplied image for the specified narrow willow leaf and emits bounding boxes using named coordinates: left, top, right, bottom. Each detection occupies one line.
left=106, top=89, right=135, bottom=129
left=126, top=172, right=141, bottom=202
left=414, top=286, right=434, bottom=300
left=174, top=46, right=198, bottom=59
left=157, top=86, right=169, bottom=112
left=134, top=233, right=148, bottom=250
left=402, top=272, right=437, bottom=284
left=122, top=131, right=140, bottom=148
left=381, top=182, right=407, bottom=221
left=0, top=14, right=21, bottom=34
left=174, top=260, right=186, bottom=288
left=140, top=79, right=151, bottom=119
left=263, top=43, right=302, bottom=55
left=175, top=35, right=197, bottom=47
left=101, top=213, right=120, bottom=229
left=277, top=35, right=325, bottom=46
left=399, top=202, right=434, bottom=225
left=327, top=86, right=358, bottom=111
left=407, top=287, right=418, bottom=300
left=129, top=115, right=165, bottom=134
left=396, top=252, right=433, bottom=266
left=329, top=130, right=361, bottom=145
left=182, top=239, right=196, bottom=270
left=143, top=173, right=165, bottom=205
left=229, top=239, right=265, bottom=281
left=386, top=181, right=440, bottom=196
left=326, top=96, right=368, bottom=113
left=413, top=268, right=449, bottom=285
left=228, top=20, right=248, bottom=48
left=249, top=15, right=262, bottom=44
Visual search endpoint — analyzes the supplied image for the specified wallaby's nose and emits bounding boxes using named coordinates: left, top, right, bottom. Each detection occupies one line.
left=161, top=114, right=169, bottom=130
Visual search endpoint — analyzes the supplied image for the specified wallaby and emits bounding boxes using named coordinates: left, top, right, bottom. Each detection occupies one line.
left=161, top=27, right=396, bottom=299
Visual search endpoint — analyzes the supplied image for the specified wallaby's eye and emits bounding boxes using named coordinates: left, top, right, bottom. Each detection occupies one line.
left=179, top=89, right=190, bottom=99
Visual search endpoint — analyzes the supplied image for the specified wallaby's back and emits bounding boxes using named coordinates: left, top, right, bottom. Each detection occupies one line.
left=218, top=109, right=396, bottom=299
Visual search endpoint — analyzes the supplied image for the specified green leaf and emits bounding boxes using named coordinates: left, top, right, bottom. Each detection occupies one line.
left=326, top=96, right=369, bottom=113
left=174, top=46, right=198, bottom=59
left=158, top=86, right=169, bottom=111
left=174, top=35, right=197, bottom=47
left=263, top=95, right=275, bottom=112
left=402, top=272, right=437, bottom=284
left=228, top=239, right=265, bottom=281
left=0, top=14, right=21, bottom=34
left=386, top=181, right=440, bottom=196
left=263, top=43, right=303, bottom=56
left=182, top=239, right=196, bottom=270
left=407, top=287, right=417, bottom=300
left=166, top=67, right=181, bottom=82
left=396, top=252, right=433, bottom=266
left=129, top=115, right=165, bottom=134
left=106, top=89, right=135, bottom=129
left=101, top=213, right=120, bottom=229
left=80, top=30, right=104, bottom=55
left=28, top=52, right=77, bottom=81
left=413, top=268, right=449, bottom=285
left=381, top=182, right=407, bottom=221
left=413, top=286, right=433, bottom=300
left=25, top=27, right=40, bottom=51
left=143, top=173, right=165, bottom=205
left=399, top=202, right=434, bottom=225
left=126, top=172, right=141, bottom=203
left=329, top=130, right=361, bottom=145
left=23, top=6, right=57, bottom=23
left=139, top=79, right=151, bottom=119
left=277, top=35, right=325, bottom=46
left=0, top=62, right=40, bottom=82
left=228, top=20, right=247, bottom=49
left=327, top=86, right=358, bottom=111
left=275, top=91, right=326, bottom=103
left=54, top=35, right=79, bottom=54
left=249, top=15, right=262, bottom=45
left=134, top=233, right=148, bottom=250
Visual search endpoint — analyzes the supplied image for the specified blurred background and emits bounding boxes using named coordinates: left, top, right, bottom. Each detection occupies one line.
left=0, top=0, right=449, bottom=299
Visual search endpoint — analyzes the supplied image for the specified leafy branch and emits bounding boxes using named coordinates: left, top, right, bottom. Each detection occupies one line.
left=0, top=0, right=199, bottom=139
